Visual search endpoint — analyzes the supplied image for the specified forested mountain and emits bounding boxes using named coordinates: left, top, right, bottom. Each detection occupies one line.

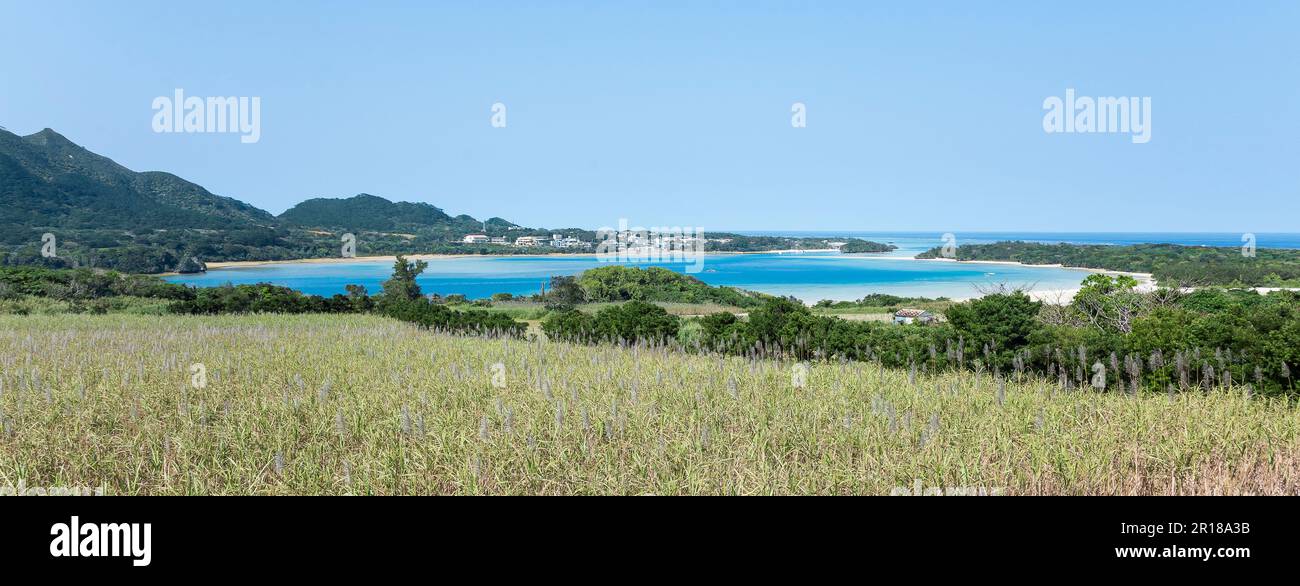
left=279, top=193, right=519, bottom=234
left=0, top=129, right=546, bottom=273
left=0, top=128, right=274, bottom=231
left=917, top=241, right=1300, bottom=287
left=0, top=128, right=891, bottom=274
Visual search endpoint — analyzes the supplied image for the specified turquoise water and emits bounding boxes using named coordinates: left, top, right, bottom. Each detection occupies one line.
left=165, top=232, right=1300, bottom=302
left=165, top=252, right=1098, bottom=302
left=739, top=231, right=1300, bottom=257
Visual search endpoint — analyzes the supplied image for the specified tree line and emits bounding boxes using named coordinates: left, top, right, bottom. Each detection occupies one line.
left=917, top=241, right=1300, bottom=287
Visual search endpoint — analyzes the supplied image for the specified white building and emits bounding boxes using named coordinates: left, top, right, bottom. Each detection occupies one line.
left=462, top=234, right=489, bottom=244
left=893, top=309, right=936, bottom=325
left=551, top=236, right=590, bottom=249
left=515, top=236, right=544, bottom=247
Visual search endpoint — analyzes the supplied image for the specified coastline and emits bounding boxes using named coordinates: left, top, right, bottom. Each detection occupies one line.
left=179, top=248, right=842, bottom=272
left=899, top=256, right=1157, bottom=304
left=175, top=249, right=1155, bottom=305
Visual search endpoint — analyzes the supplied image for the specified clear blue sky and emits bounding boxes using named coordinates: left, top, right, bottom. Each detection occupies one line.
left=2, top=1, right=1297, bottom=232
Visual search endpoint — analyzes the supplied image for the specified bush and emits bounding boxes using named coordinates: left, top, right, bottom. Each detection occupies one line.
left=945, top=292, right=1042, bottom=371
left=169, top=283, right=352, bottom=314
left=381, top=298, right=525, bottom=338
left=543, top=301, right=680, bottom=344
left=577, top=265, right=767, bottom=308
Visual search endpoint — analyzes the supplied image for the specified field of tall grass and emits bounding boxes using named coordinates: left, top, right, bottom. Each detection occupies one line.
left=1, top=313, right=1297, bottom=495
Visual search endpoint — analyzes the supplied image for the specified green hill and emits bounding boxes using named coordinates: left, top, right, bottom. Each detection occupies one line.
left=0, top=128, right=275, bottom=231
left=0, top=129, right=544, bottom=273
left=1, top=127, right=888, bottom=274
left=281, top=193, right=471, bottom=232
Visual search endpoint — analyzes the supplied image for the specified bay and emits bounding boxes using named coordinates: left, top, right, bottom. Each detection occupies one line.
left=164, top=232, right=1300, bottom=302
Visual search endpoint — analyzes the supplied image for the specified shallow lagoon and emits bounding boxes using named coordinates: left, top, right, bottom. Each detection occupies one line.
left=165, top=252, right=1098, bottom=302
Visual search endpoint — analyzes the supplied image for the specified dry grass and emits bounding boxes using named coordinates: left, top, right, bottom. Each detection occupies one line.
left=1, top=313, right=1297, bottom=495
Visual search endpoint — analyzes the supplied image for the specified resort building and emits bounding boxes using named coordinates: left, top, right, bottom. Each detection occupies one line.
left=893, top=309, right=936, bottom=325
left=550, top=235, right=590, bottom=249
left=514, top=236, right=545, bottom=247
left=462, top=234, right=489, bottom=244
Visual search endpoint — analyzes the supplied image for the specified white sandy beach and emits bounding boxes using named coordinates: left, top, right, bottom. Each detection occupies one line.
left=196, top=248, right=839, bottom=270
left=838, top=255, right=1157, bottom=304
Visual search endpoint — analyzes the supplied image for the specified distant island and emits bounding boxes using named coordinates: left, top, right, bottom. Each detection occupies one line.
left=916, top=241, right=1300, bottom=288
left=837, top=238, right=897, bottom=253
left=0, top=128, right=895, bottom=274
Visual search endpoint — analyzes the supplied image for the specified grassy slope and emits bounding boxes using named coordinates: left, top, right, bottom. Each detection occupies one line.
left=1, top=313, right=1297, bottom=495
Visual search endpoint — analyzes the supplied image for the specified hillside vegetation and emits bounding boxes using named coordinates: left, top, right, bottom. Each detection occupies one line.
left=2, top=313, right=1297, bottom=495
left=576, top=265, right=771, bottom=308
left=917, top=241, right=1300, bottom=287
left=2, top=127, right=886, bottom=274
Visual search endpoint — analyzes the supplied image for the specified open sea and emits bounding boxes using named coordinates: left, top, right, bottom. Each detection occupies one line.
left=164, top=232, right=1300, bottom=303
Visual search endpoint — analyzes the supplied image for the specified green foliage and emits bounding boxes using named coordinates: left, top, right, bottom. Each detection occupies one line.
left=543, top=300, right=680, bottom=344
left=814, top=293, right=953, bottom=315
left=917, top=241, right=1300, bottom=287
left=837, top=238, right=895, bottom=253
left=380, top=255, right=427, bottom=302
left=279, top=193, right=461, bottom=232
left=698, top=297, right=957, bottom=367
left=379, top=298, right=525, bottom=338
left=945, top=292, right=1043, bottom=370
left=1069, top=274, right=1147, bottom=333
left=577, top=265, right=768, bottom=308
left=544, top=275, right=586, bottom=310
left=168, top=283, right=355, bottom=314
left=0, top=266, right=192, bottom=300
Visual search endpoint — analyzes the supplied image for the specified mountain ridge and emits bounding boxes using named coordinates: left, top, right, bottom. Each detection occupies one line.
left=0, top=128, right=885, bottom=274
left=0, top=128, right=588, bottom=273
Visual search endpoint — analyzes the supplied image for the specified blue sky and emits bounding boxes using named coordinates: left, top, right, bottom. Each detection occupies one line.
left=2, top=1, right=1297, bottom=232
